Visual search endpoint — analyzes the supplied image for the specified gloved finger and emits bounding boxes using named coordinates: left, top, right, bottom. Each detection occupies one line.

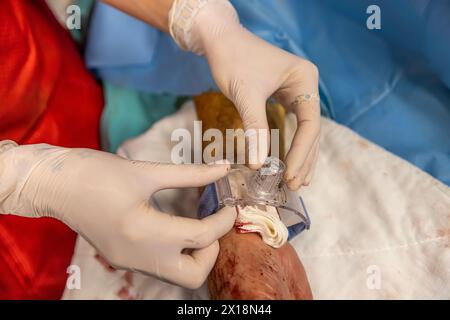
left=284, top=100, right=321, bottom=189
left=304, top=141, right=320, bottom=186
left=234, top=94, right=270, bottom=170
left=272, top=61, right=320, bottom=187
left=179, top=206, right=237, bottom=249
left=286, top=136, right=319, bottom=190
left=174, top=241, right=220, bottom=289
left=140, top=162, right=230, bottom=190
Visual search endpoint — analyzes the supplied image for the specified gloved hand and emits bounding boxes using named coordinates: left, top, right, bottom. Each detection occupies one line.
left=169, top=0, right=321, bottom=190
left=0, top=142, right=236, bottom=289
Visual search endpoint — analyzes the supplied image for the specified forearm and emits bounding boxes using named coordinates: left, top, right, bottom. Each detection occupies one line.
left=101, top=0, right=174, bottom=32
left=101, top=0, right=238, bottom=56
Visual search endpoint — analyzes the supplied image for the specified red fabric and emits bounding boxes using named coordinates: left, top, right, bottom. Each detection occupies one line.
left=0, top=0, right=103, bottom=299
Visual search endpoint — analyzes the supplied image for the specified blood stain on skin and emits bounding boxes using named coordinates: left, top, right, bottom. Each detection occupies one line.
left=230, top=285, right=241, bottom=299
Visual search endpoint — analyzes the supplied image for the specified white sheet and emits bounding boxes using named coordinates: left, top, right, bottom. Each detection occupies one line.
left=63, top=101, right=450, bottom=300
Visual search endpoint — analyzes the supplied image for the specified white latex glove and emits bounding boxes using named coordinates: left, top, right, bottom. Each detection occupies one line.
left=170, top=0, right=321, bottom=190
left=0, top=142, right=236, bottom=289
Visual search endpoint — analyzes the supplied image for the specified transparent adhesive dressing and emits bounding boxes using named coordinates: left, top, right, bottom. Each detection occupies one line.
left=214, top=157, right=310, bottom=247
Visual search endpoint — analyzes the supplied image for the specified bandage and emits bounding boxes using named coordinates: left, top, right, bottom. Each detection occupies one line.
left=236, top=205, right=289, bottom=248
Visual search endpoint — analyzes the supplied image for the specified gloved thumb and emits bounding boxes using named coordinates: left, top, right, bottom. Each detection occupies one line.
left=172, top=206, right=237, bottom=289
left=174, top=241, right=220, bottom=289
left=233, top=94, right=270, bottom=169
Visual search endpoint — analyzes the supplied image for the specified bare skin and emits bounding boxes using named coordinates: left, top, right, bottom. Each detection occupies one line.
left=208, top=230, right=313, bottom=300
left=101, top=0, right=173, bottom=32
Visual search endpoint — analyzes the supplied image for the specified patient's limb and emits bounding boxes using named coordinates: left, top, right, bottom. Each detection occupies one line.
left=209, top=230, right=312, bottom=300
left=195, top=92, right=313, bottom=300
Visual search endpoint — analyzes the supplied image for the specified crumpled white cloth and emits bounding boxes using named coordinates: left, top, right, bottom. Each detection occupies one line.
left=63, top=101, right=450, bottom=300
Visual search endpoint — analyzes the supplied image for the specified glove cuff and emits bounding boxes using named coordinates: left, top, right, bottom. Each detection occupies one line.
left=0, top=143, right=68, bottom=217
left=168, top=0, right=238, bottom=55
left=0, top=140, right=18, bottom=155
left=0, top=140, right=18, bottom=214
